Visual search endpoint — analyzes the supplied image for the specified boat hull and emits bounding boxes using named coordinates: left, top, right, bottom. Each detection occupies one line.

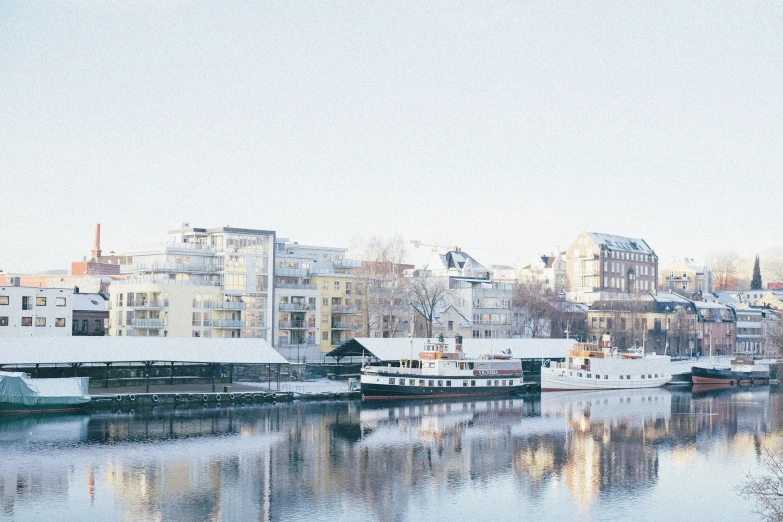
left=0, top=402, right=88, bottom=414
left=691, top=365, right=769, bottom=385
left=361, top=382, right=526, bottom=399
left=540, top=367, right=671, bottom=391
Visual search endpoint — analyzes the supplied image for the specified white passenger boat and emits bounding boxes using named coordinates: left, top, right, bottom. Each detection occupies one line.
left=540, top=341, right=672, bottom=391
left=360, top=337, right=526, bottom=399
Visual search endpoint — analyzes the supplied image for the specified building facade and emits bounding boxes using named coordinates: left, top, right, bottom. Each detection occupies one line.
left=0, top=285, right=73, bottom=337
left=71, top=292, right=109, bottom=336
left=517, top=252, right=567, bottom=295
left=109, top=225, right=274, bottom=339
left=660, top=260, right=712, bottom=294
left=566, top=231, right=658, bottom=305
left=310, top=273, right=365, bottom=352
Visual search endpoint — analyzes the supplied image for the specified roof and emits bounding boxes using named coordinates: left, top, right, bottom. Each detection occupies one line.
left=432, top=305, right=471, bottom=328
left=71, top=293, right=108, bottom=312
left=586, top=232, right=654, bottom=255
left=328, top=338, right=575, bottom=361
left=0, top=337, right=288, bottom=365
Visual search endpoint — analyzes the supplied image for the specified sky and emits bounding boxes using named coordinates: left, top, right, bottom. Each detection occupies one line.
left=1, top=1, right=782, bottom=273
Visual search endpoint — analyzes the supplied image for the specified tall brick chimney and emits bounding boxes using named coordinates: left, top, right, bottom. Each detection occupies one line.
left=91, top=223, right=102, bottom=261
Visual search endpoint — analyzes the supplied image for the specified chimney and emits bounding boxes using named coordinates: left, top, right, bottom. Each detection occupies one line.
left=91, top=224, right=102, bottom=260
left=455, top=334, right=463, bottom=352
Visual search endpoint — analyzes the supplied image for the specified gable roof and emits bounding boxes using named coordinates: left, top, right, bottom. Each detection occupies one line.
left=586, top=232, right=654, bottom=255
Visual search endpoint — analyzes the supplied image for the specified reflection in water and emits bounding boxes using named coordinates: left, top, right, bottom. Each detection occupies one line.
left=0, top=388, right=780, bottom=521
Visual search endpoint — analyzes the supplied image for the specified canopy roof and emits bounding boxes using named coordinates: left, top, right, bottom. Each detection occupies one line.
left=0, top=337, right=288, bottom=366
left=328, top=338, right=574, bottom=362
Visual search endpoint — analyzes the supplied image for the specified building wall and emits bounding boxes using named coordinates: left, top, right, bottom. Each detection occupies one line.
left=0, top=286, right=73, bottom=337
left=310, top=274, right=364, bottom=352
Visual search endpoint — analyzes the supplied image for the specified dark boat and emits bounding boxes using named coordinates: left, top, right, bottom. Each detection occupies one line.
left=691, top=358, right=770, bottom=386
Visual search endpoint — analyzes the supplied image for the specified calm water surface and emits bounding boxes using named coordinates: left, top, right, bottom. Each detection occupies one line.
left=1, top=386, right=779, bottom=521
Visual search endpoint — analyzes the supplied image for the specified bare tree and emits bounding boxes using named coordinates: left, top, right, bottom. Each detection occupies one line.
left=512, top=280, right=554, bottom=338
left=352, top=235, right=410, bottom=338
left=739, top=444, right=783, bottom=521
left=709, top=251, right=740, bottom=291
left=406, top=268, right=452, bottom=338
left=767, top=257, right=783, bottom=286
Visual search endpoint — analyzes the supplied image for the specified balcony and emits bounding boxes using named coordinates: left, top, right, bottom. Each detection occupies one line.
left=331, top=338, right=346, bottom=347
left=279, top=321, right=309, bottom=330
left=331, top=304, right=359, bottom=314
left=130, top=319, right=165, bottom=328
left=333, top=259, right=362, bottom=269
left=275, top=267, right=309, bottom=278
left=276, top=283, right=317, bottom=291
left=213, top=320, right=246, bottom=329
left=331, top=322, right=357, bottom=330
left=213, top=301, right=246, bottom=310
left=121, top=262, right=214, bottom=275
left=280, top=303, right=312, bottom=312
left=127, top=299, right=168, bottom=309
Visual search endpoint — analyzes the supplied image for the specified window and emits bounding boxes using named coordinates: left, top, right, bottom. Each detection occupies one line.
left=334, top=281, right=340, bottom=290
left=627, top=375, right=631, bottom=380
left=322, top=331, right=328, bottom=340
left=322, top=297, right=328, bottom=306
left=428, top=380, right=434, bottom=386
left=419, top=380, right=425, bottom=386
left=82, top=320, right=88, bottom=332
left=36, top=297, right=47, bottom=306
left=596, top=375, right=600, bottom=379
left=604, top=375, right=608, bottom=379
left=620, top=375, right=624, bottom=380
left=72, top=319, right=78, bottom=331
left=509, top=380, right=513, bottom=386
left=0, top=296, right=8, bottom=305
left=437, top=380, right=443, bottom=386
left=471, top=380, right=476, bottom=386
left=22, top=317, right=32, bottom=326
left=22, top=296, right=32, bottom=311
left=0, top=316, right=7, bottom=326
left=502, top=380, right=506, bottom=386
left=446, top=381, right=451, bottom=386
left=389, top=378, right=395, bottom=385
left=56, top=297, right=66, bottom=306
left=463, top=380, right=468, bottom=387
left=94, top=320, right=102, bottom=333
left=322, top=280, right=329, bottom=290
left=345, top=281, right=352, bottom=295
left=448, top=320, right=454, bottom=331
left=641, top=374, right=646, bottom=379
left=55, top=318, right=65, bottom=327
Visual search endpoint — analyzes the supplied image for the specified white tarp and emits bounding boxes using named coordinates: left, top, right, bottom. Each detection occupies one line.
left=0, top=337, right=288, bottom=365
left=0, top=371, right=90, bottom=407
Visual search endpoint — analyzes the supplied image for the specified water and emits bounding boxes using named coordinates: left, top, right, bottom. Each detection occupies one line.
left=0, top=387, right=779, bottom=522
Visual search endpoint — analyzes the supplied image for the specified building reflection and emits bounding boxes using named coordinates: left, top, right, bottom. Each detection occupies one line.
left=0, top=386, right=781, bottom=520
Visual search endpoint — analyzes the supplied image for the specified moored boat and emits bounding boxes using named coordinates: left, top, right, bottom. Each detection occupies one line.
left=691, top=357, right=770, bottom=386
left=540, top=341, right=672, bottom=391
left=0, top=371, right=90, bottom=414
left=360, top=336, right=525, bottom=399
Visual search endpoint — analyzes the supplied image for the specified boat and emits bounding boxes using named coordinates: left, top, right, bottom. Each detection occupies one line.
left=691, top=357, right=770, bottom=386
left=360, top=336, right=526, bottom=399
left=540, top=340, right=672, bottom=391
left=0, top=371, right=90, bottom=413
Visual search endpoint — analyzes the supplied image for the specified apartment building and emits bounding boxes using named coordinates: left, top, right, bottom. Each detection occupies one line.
left=109, top=225, right=274, bottom=339
left=517, top=252, right=567, bottom=295
left=692, top=301, right=737, bottom=356
left=566, top=231, right=658, bottom=305
left=273, top=239, right=358, bottom=349
left=0, top=285, right=73, bottom=337
left=660, top=260, right=712, bottom=293
left=310, top=273, right=365, bottom=352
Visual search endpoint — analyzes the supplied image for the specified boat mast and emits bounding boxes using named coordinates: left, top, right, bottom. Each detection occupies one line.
left=409, top=330, right=414, bottom=369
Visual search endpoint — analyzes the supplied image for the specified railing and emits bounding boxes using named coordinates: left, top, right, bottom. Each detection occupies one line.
left=275, top=284, right=317, bottom=290
left=331, top=322, right=357, bottom=330
left=279, top=321, right=309, bottom=329
left=279, top=303, right=313, bottom=312
left=127, top=299, right=168, bottom=309
left=130, top=319, right=165, bottom=328
left=213, top=301, right=246, bottom=310
left=365, top=366, right=423, bottom=376
left=121, top=262, right=214, bottom=275
left=332, top=304, right=359, bottom=313
left=333, top=259, right=362, bottom=269
left=275, top=267, right=309, bottom=277
left=213, top=320, right=246, bottom=328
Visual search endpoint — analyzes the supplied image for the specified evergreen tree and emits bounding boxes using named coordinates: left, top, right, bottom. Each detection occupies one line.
left=751, top=255, right=762, bottom=290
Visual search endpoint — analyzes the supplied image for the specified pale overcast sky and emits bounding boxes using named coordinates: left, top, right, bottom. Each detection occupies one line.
left=1, top=1, right=781, bottom=273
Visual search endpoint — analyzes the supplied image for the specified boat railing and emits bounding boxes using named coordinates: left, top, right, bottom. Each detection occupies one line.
left=364, top=366, right=423, bottom=376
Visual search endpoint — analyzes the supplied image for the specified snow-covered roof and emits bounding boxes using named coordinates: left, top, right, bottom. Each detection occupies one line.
left=0, top=337, right=288, bottom=365
left=432, top=305, right=471, bottom=328
left=586, top=232, right=654, bottom=255
left=693, top=300, right=730, bottom=310
left=71, top=293, right=108, bottom=312
left=330, top=338, right=575, bottom=362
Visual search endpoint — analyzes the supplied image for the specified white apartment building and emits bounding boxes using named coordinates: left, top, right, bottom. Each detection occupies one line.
left=0, top=285, right=73, bottom=337
left=109, top=226, right=275, bottom=339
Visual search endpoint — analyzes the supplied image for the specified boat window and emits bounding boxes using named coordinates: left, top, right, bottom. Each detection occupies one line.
left=641, top=375, right=645, bottom=379
left=648, top=374, right=652, bottom=378
left=502, top=380, right=506, bottom=386
left=570, top=372, right=573, bottom=376
left=390, top=378, right=396, bottom=384
left=460, top=363, right=466, bottom=370
left=596, top=375, right=600, bottom=379
left=419, top=380, right=425, bottom=386
left=620, top=375, right=624, bottom=380
left=627, top=375, right=631, bottom=379
left=655, top=374, right=658, bottom=378
left=429, top=363, right=435, bottom=368
left=471, top=380, right=476, bottom=386
left=463, top=380, right=468, bottom=387
left=587, top=373, right=591, bottom=378
left=577, top=373, right=582, bottom=377
left=437, top=380, right=443, bottom=386
left=428, top=380, right=434, bottom=386
left=495, top=380, right=499, bottom=386
left=400, top=380, right=405, bottom=385
left=446, top=381, right=451, bottom=387
left=468, top=363, right=474, bottom=370
left=509, top=380, right=513, bottom=386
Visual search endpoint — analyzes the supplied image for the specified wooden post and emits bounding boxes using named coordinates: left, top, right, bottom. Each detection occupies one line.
left=105, top=362, right=112, bottom=388
left=170, top=361, right=175, bottom=386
